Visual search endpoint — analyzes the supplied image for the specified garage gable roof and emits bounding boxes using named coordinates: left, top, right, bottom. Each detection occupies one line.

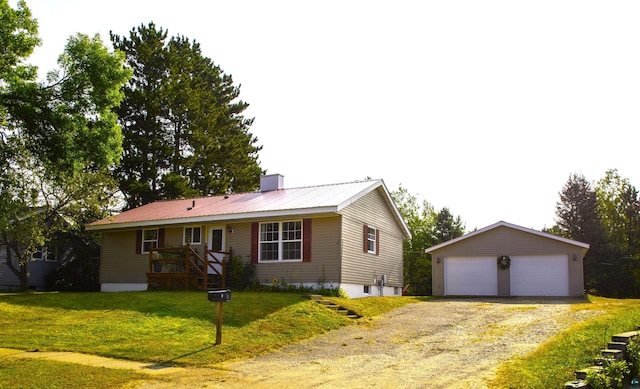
left=425, top=221, right=590, bottom=253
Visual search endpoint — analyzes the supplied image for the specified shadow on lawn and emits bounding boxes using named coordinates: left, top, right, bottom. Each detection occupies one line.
left=0, top=291, right=304, bottom=326
left=158, top=344, right=218, bottom=366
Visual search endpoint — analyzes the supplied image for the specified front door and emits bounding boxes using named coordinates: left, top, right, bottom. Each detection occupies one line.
left=208, top=226, right=225, bottom=274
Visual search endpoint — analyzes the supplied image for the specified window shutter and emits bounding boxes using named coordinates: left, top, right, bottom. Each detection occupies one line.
left=158, top=228, right=165, bottom=248
left=363, top=224, right=368, bottom=253
left=303, top=219, right=312, bottom=262
left=251, top=222, right=259, bottom=264
left=376, top=229, right=380, bottom=256
left=135, top=230, right=142, bottom=254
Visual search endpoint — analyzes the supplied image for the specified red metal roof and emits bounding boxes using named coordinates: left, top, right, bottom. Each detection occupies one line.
left=87, top=179, right=409, bottom=234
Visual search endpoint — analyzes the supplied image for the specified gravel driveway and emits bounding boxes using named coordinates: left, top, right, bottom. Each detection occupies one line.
left=141, top=297, right=598, bottom=389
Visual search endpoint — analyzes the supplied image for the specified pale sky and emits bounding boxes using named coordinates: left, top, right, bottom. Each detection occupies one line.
left=20, top=0, right=640, bottom=232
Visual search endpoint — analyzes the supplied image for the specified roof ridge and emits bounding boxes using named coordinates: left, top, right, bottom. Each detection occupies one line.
left=271, top=178, right=382, bottom=192
left=125, top=179, right=384, bottom=205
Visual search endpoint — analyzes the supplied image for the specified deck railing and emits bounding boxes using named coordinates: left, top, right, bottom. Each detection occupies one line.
left=147, top=243, right=231, bottom=290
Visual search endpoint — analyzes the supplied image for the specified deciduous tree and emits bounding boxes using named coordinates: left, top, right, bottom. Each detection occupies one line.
left=1, top=0, right=131, bottom=289
left=392, top=186, right=466, bottom=295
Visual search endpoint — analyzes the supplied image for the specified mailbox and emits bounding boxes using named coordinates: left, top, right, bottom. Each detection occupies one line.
left=208, top=289, right=231, bottom=303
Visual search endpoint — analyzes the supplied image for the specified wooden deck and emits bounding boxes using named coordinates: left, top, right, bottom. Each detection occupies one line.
left=146, top=244, right=230, bottom=291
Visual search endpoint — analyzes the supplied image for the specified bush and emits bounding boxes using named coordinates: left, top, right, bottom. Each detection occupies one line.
left=46, top=237, right=100, bottom=291
left=627, top=338, right=640, bottom=378
left=225, top=256, right=254, bottom=290
left=586, top=359, right=629, bottom=389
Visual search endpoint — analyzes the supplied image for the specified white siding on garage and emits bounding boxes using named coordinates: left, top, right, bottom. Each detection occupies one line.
left=510, top=255, right=569, bottom=296
left=444, top=257, right=497, bottom=296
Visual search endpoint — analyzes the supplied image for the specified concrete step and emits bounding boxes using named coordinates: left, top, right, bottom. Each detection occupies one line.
left=575, top=365, right=603, bottom=380
left=607, top=341, right=627, bottom=358
left=302, top=294, right=324, bottom=301
left=611, top=331, right=639, bottom=344
left=564, top=379, right=589, bottom=389
left=601, top=348, right=624, bottom=361
left=304, top=296, right=362, bottom=319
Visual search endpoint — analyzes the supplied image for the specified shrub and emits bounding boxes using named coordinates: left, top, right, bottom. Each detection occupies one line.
left=586, top=359, right=629, bottom=389
left=627, top=338, right=640, bottom=378
left=225, top=256, right=254, bottom=290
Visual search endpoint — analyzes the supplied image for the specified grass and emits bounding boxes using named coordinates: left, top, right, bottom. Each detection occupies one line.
left=5, top=292, right=640, bottom=388
left=0, top=290, right=424, bottom=388
left=0, top=357, right=146, bottom=389
left=489, top=295, right=640, bottom=388
left=0, top=291, right=362, bottom=365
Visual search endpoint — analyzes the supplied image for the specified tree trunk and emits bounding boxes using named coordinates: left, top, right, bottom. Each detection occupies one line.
left=4, top=243, right=30, bottom=291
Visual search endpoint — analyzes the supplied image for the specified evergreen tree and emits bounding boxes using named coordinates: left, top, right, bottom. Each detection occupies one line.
left=111, top=23, right=263, bottom=209
left=554, top=173, right=605, bottom=295
left=433, top=207, right=465, bottom=243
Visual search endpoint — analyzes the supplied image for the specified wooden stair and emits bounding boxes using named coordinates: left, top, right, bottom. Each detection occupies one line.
left=303, top=294, right=361, bottom=319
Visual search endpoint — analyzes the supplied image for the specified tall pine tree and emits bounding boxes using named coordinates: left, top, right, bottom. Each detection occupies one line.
left=111, top=23, right=263, bottom=209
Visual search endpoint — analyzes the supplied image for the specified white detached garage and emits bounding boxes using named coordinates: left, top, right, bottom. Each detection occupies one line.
left=427, top=221, right=589, bottom=297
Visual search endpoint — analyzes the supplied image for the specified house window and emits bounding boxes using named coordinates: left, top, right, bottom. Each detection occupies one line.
left=259, top=220, right=302, bottom=262
left=183, top=226, right=202, bottom=245
left=367, top=226, right=377, bottom=254
left=32, top=247, right=57, bottom=262
left=364, top=285, right=370, bottom=294
left=142, top=229, right=158, bottom=254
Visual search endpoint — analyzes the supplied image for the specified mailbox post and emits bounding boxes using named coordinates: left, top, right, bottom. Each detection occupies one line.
left=208, top=289, right=231, bottom=345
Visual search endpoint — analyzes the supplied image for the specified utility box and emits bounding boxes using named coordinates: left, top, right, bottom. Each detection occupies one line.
left=208, top=289, right=231, bottom=303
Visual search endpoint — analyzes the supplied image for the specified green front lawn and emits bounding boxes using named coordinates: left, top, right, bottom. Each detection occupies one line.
left=3, top=292, right=640, bottom=388
left=0, top=291, right=423, bottom=365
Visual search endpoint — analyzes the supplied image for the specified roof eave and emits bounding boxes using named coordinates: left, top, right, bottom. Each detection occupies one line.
left=425, top=220, right=590, bottom=253
left=85, top=206, right=340, bottom=231
left=335, top=179, right=412, bottom=239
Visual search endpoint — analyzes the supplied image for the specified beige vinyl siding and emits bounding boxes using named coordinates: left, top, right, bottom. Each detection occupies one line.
left=163, top=227, right=186, bottom=247
left=100, top=230, right=148, bottom=283
left=253, top=216, right=342, bottom=284
left=340, top=188, right=404, bottom=287
left=224, top=222, right=251, bottom=261
left=431, top=226, right=585, bottom=296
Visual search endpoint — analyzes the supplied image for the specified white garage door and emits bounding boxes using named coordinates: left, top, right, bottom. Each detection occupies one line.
left=445, top=257, right=497, bottom=296
left=510, top=255, right=569, bottom=296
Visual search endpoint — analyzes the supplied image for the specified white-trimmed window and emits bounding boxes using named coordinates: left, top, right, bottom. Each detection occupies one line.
left=32, top=247, right=57, bottom=262
left=367, top=226, right=377, bottom=254
left=142, top=229, right=158, bottom=254
left=259, top=220, right=302, bottom=262
left=183, top=226, right=202, bottom=245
